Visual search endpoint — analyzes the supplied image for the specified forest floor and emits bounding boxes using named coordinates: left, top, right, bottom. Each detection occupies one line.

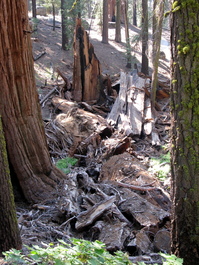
left=32, top=15, right=170, bottom=88
left=9, top=15, right=172, bottom=265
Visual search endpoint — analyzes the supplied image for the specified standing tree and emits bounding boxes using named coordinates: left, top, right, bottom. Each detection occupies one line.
left=151, top=0, right=165, bottom=110
left=0, top=0, right=64, bottom=204
left=123, top=0, right=131, bottom=68
left=115, top=0, right=121, bottom=43
left=102, top=0, right=108, bottom=44
left=0, top=117, right=22, bottom=254
left=32, top=0, right=37, bottom=18
left=132, top=0, right=137, bottom=26
left=61, top=0, right=69, bottom=50
left=171, top=0, right=199, bottom=264
left=141, top=0, right=149, bottom=75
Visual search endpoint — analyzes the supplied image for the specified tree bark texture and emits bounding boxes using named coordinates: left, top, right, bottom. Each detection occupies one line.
left=73, top=18, right=102, bottom=103
left=32, top=0, right=36, bottom=18
left=132, top=0, right=137, bottom=27
left=0, top=117, right=22, bottom=254
left=115, top=0, right=121, bottom=43
left=141, top=0, right=149, bottom=75
left=0, top=0, right=64, bottom=203
left=61, top=0, right=69, bottom=50
left=151, top=0, right=165, bottom=109
left=123, top=0, right=131, bottom=68
left=171, top=1, right=199, bottom=264
left=102, top=0, right=108, bottom=44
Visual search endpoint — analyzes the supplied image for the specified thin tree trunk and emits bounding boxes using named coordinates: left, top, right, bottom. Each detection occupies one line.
left=32, top=0, right=36, bottom=18
left=61, top=0, right=68, bottom=50
left=123, top=0, right=131, bottom=68
left=52, top=3, right=55, bottom=31
left=151, top=0, right=165, bottom=110
left=115, top=0, right=121, bottom=43
left=132, top=0, right=137, bottom=26
left=141, top=0, right=149, bottom=75
left=102, top=0, right=108, bottom=44
left=0, top=0, right=64, bottom=204
left=0, top=116, right=22, bottom=254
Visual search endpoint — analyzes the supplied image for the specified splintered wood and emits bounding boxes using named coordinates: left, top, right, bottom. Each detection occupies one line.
left=107, top=72, right=151, bottom=136
left=73, top=18, right=102, bottom=102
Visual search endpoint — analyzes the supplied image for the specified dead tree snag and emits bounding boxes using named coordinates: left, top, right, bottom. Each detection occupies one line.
left=73, top=18, right=104, bottom=103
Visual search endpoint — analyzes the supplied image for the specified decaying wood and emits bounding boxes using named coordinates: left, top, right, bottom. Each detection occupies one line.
left=107, top=72, right=150, bottom=136
left=154, top=229, right=171, bottom=253
left=33, top=50, right=46, bottom=61
left=56, top=68, right=70, bottom=88
left=100, top=152, right=159, bottom=187
left=143, top=98, right=153, bottom=135
left=119, top=189, right=169, bottom=227
left=52, top=97, right=78, bottom=113
left=73, top=18, right=103, bottom=102
left=114, top=181, right=156, bottom=192
left=40, top=87, right=58, bottom=105
left=98, top=220, right=129, bottom=252
left=75, top=196, right=115, bottom=231
left=129, top=230, right=152, bottom=254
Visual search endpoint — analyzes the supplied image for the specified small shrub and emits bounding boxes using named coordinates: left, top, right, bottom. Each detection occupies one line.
left=3, top=239, right=132, bottom=265
left=3, top=239, right=183, bottom=265
left=56, top=157, right=78, bottom=174
left=149, top=153, right=171, bottom=181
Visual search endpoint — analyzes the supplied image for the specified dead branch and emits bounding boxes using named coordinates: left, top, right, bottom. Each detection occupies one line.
left=34, top=51, right=46, bottom=61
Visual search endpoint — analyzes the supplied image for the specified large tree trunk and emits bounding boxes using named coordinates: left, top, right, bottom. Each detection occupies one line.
left=0, top=117, right=22, bottom=254
left=171, top=1, right=199, bottom=264
left=141, top=0, right=149, bottom=75
left=0, top=0, right=64, bottom=204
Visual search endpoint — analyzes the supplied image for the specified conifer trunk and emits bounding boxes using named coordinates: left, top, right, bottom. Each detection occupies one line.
left=0, top=0, right=64, bottom=203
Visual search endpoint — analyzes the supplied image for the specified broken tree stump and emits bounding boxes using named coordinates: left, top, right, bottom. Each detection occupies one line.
left=73, top=18, right=104, bottom=103
left=107, top=72, right=150, bottom=136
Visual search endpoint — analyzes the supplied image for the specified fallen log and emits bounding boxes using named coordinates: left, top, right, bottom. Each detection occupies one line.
left=154, top=229, right=171, bottom=253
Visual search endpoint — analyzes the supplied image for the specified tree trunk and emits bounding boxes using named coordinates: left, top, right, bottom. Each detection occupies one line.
left=132, top=0, right=137, bottom=26
left=27, top=0, right=31, bottom=12
left=61, top=0, right=69, bottom=50
left=102, top=0, right=108, bottom=44
left=73, top=19, right=104, bottom=103
left=123, top=0, right=131, bottom=68
left=151, top=0, right=165, bottom=110
left=141, top=0, right=149, bottom=75
left=115, top=0, right=121, bottom=43
left=0, top=117, right=22, bottom=254
left=52, top=3, right=55, bottom=31
left=32, top=0, right=36, bottom=18
left=0, top=0, right=64, bottom=204
left=171, top=1, right=199, bottom=264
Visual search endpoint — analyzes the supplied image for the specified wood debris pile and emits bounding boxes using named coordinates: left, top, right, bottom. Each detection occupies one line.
left=18, top=18, right=172, bottom=264
left=17, top=66, right=171, bottom=264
